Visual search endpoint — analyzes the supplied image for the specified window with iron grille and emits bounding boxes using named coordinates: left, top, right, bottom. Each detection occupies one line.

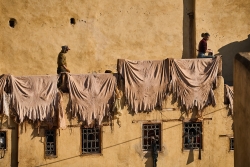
left=142, top=124, right=161, bottom=151
left=183, top=122, right=202, bottom=150
left=230, top=138, right=234, bottom=150
left=0, top=131, right=6, bottom=150
left=45, top=130, right=56, bottom=156
left=82, top=127, right=101, bottom=154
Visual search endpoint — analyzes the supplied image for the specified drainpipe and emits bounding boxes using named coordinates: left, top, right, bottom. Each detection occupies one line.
left=188, top=12, right=195, bottom=58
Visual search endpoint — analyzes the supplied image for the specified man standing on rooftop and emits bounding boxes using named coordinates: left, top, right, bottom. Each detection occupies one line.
left=57, top=45, right=70, bottom=74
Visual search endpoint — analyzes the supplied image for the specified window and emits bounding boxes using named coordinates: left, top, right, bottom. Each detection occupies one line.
left=45, top=130, right=56, bottom=156
left=142, top=124, right=161, bottom=151
left=230, top=138, right=234, bottom=150
left=183, top=122, right=202, bottom=150
left=0, top=131, right=6, bottom=150
left=9, top=18, right=17, bottom=28
left=70, top=18, right=76, bottom=25
left=82, top=127, right=101, bottom=154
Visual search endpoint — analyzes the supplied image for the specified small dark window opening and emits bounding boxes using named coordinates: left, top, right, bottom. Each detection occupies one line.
left=183, top=122, right=202, bottom=150
left=9, top=18, right=16, bottom=28
left=45, top=130, right=56, bottom=156
left=142, top=124, right=161, bottom=151
left=70, top=18, right=75, bottom=25
left=230, top=138, right=234, bottom=150
left=82, top=127, right=101, bottom=154
left=0, top=131, right=6, bottom=150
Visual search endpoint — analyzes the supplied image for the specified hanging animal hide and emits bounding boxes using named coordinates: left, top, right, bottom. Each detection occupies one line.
left=0, top=75, right=10, bottom=116
left=224, top=84, right=234, bottom=114
left=117, top=59, right=171, bottom=113
left=10, top=75, right=65, bottom=128
left=170, top=56, right=221, bottom=111
left=67, top=73, right=116, bottom=125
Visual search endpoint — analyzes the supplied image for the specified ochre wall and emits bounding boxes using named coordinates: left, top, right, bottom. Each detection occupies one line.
left=195, top=0, right=250, bottom=85
left=0, top=0, right=237, bottom=166
left=234, top=53, right=250, bottom=167
left=0, top=77, right=234, bottom=167
left=0, top=0, right=183, bottom=76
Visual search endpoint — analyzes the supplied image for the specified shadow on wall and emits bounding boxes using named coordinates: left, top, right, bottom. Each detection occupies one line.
left=186, top=148, right=194, bottom=165
left=144, top=151, right=153, bottom=167
left=217, top=35, right=250, bottom=85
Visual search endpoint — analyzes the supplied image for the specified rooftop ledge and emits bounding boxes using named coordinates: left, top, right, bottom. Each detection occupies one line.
left=235, top=52, right=250, bottom=72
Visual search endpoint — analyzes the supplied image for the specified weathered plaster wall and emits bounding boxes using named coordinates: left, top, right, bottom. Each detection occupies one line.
left=195, top=0, right=250, bottom=85
left=0, top=0, right=237, bottom=166
left=234, top=52, right=250, bottom=167
left=0, top=77, right=234, bottom=167
left=0, top=0, right=183, bottom=75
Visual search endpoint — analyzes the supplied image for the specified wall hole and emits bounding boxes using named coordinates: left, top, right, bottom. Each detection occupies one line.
left=70, top=18, right=75, bottom=25
left=9, top=18, right=17, bottom=28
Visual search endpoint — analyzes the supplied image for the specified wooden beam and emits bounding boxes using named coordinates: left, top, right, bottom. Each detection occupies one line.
left=132, top=118, right=212, bottom=123
left=162, top=119, right=182, bottom=122
left=102, top=123, right=114, bottom=126
left=67, top=125, right=82, bottom=128
left=132, top=120, right=161, bottom=123
left=219, top=134, right=233, bottom=137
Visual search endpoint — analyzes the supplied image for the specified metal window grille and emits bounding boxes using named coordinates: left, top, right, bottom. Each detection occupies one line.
left=0, top=131, right=6, bottom=150
left=142, top=124, right=161, bottom=151
left=45, top=130, right=56, bottom=156
left=230, top=138, right=234, bottom=150
left=82, top=128, right=101, bottom=154
left=183, top=122, right=202, bottom=150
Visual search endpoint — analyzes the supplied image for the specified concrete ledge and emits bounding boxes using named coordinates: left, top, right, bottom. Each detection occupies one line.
left=235, top=52, right=250, bottom=72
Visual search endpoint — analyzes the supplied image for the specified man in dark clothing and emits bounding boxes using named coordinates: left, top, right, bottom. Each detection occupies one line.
left=57, top=45, right=70, bottom=74
left=57, top=46, right=70, bottom=90
left=198, top=33, right=213, bottom=58
left=198, top=38, right=207, bottom=54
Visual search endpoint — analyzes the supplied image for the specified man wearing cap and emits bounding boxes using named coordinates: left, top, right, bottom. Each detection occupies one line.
left=57, top=46, right=70, bottom=90
left=57, top=45, right=70, bottom=74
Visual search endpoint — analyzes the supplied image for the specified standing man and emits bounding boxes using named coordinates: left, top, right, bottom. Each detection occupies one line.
left=57, top=46, right=70, bottom=90
left=57, top=45, right=70, bottom=74
left=197, top=33, right=214, bottom=58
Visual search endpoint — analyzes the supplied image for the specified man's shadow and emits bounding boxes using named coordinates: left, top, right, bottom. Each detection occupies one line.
left=144, top=151, right=153, bottom=167
left=217, top=35, right=250, bottom=85
left=186, top=148, right=194, bottom=165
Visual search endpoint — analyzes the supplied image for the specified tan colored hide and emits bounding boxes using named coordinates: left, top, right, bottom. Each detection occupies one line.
left=10, top=75, right=65, bottom=128
left=67, top=73, right=116, bottom=125
left=0, top=75, right=10, bottom=116
left=170, top=56, right=221, bottom=111
left=118, top=59, right=171, bottom=113
left=225, top=84, right=234, bottom=114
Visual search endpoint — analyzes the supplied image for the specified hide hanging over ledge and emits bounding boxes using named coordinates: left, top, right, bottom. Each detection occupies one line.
left=170, top=56, right=221, bottom=111
left=10, top=75, right=65, bottom=129
left=117, top=59, right=171, bottom=113
left=0, top=75, right=10, bottom=116
left=224, top=84, right=234, bottom=114
left=67, top=73, right=116, bottom=125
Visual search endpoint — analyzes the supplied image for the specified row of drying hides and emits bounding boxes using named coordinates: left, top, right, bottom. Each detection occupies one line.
left=0, top=56, right=221, bottom=128
left=118, top=56, right=221, bottom=113
left=0, top=74, right=116, bottom=128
